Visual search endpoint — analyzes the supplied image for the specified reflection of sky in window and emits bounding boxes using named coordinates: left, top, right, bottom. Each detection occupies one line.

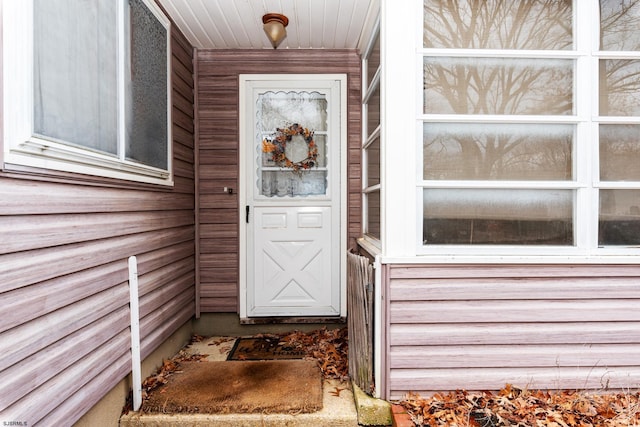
left=424, top=189, right=573, bottom=220
left=424, top=123, right=573, bottom=139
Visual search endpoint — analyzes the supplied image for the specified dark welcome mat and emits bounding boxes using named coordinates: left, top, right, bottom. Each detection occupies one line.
left=227, top=337, right=306, bottom=361
left=142, top=360, right=322, bottom=414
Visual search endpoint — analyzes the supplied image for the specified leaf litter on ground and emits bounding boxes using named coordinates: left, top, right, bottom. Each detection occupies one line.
left=256, top=326, right=349, bottom=380
left=122, top=327, right=349, bottom=414
left=398, top=384, right=640, bottom=426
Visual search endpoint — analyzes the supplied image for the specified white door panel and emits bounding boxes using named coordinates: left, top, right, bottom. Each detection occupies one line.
left=251, top=207, right=337, bottom=316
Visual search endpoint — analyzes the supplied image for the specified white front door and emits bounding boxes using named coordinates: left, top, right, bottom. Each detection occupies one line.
left=240, top=75, right=346, bottom=318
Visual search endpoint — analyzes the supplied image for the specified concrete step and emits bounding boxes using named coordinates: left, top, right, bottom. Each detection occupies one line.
left=120, top=378, right=358, bottom=427
left=119, top=336, right=360, bottom=427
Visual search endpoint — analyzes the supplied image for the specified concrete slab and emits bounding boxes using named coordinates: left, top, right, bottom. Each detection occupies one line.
left=352, top=383, right=392, bottom=426
left=119, top=336, right=359, bottom=427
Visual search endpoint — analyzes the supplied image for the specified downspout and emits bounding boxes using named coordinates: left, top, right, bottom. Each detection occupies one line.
left=128, top=256, right=142, bottom=411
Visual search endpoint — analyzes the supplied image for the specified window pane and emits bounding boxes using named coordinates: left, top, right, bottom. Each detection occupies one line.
left=600, top=0, right=640, bottom=51
left=423, top=189, right=573, bottom=245
left=423, top=123, right=573, bottom=180
left=126, top=0, right=168, bottom=169
left=366, top=84, right=380, bottom=137
left=367, top=31, right=380, bottom=87
left=366, top=136, right=380, bottom=187
left=599, top=189, right=640, bottom=245
left=34, top=0, right=117, bottom=153
left=599, top=59, right=640, bottom=116
left=366, top=190, right=381, bottom=239
left=424, top=57, right=574, bottom=115
left=600, top=125, right=640, bottom=181
left=424, top=0, right=572, bottom=50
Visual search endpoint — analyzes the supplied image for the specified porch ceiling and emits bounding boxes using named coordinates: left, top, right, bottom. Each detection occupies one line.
left=157, top=0, right=375, bottom=50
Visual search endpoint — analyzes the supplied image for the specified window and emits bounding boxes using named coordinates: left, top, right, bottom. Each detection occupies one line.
left=420, top=0, right=640, bottom=252
left=363, top=22, right=382, bottom=242
left=3, top=0, right=171, bottom=185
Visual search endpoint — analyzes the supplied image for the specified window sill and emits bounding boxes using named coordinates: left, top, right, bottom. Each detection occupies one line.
left=381, top=253, right=640, bottom=265
left=5, top=138, right=173, bottom=187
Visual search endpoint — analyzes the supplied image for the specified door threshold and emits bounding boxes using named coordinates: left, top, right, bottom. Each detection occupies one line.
left=240, top=316, right=346, bottom=325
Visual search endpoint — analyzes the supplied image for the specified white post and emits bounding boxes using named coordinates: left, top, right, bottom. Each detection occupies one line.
left=128, top=256, right=142, bottom=411
left=373, top=254, right=382, bottom=399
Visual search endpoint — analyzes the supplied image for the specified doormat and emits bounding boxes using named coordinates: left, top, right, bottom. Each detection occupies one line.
left=141, top=360, right=323, bottom=414
left=227, top=337, right=306, bottom=361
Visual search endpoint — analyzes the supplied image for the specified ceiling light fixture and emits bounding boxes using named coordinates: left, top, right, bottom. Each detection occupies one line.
left=262, top=13, right=289, bottom=49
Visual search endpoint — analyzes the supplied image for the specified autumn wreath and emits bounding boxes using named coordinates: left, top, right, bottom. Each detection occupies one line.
left=262, top=123, right=318, bottom=172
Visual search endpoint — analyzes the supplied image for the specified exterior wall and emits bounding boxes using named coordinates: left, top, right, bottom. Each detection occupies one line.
left=0, top=24, right=196, bottom=426
left=383, top=263, right=640, bottom=400
left=196, top=49, right=362, bottom=313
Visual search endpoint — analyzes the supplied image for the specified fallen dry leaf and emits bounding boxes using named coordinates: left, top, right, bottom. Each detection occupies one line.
left=330, top=386, right=347, bottom=397
left=398, top=386, right=640, bottom=427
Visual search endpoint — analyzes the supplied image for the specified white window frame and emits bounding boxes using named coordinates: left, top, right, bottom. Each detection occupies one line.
left=382, top=0, right=640, bottom=261
left=2, top=0, right=173, bottom=186
left=361, top=17, right=383, bottom=250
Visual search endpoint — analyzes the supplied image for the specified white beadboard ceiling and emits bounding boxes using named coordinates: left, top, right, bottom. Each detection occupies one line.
left=157, top=0, right=376, bottom=50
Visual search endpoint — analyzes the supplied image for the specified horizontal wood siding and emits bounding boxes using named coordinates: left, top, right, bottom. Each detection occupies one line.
left=196, top=49, right=362, bottom=313
left=385, top=264, right=640, bottom=400
left=0, top=25, right=195, bottom=425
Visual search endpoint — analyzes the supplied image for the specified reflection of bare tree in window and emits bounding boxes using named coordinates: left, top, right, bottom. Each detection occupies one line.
left=424, top=1, right=572, bottom=50
left=600, top=0, right=640, bottom=51
left=423, top=1, right=574, bottom=180
left=600, top=59, right=640, bottom=116
left=600, top=2, right=640, bottom=115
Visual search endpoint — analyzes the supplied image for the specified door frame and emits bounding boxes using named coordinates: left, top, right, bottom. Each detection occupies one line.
left=238, top=73, right=348, bottom=320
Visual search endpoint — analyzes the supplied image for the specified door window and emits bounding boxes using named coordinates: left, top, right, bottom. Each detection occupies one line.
left=256, top=91, right=329, bottom=197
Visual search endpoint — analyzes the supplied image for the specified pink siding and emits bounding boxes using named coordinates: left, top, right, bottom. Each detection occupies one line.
left=383, top=263, right=640, bottom=400
left=0, top=24, right=195, bottom=425
left=195, top=49, right=362, bottom=313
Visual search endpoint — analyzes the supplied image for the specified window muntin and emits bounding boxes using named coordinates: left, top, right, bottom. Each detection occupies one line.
left=420, top=0, right=640, bottom=250
left=4, top=0, right=171, bottom=185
